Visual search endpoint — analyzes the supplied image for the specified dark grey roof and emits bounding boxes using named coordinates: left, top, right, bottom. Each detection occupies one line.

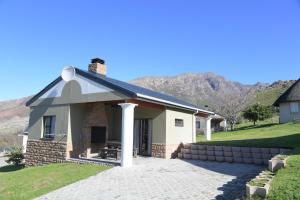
left=273, top=79, right=300, bottom=106
left=27, top=67, right=212, bottom=113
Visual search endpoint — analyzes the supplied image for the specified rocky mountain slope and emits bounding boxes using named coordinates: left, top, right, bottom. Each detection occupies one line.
left=130, top=73, right=294, bottom=109
left=0, top=73, right=295, bottom=148
left=0, top=96, right=31, bottom=148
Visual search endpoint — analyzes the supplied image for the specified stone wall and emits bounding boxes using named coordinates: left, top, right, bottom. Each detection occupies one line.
left=152, top=143, right=166, bottom=158
left=25, top=139, right=67, bottom=166
left=178, top=144, right=291, bottom=165
left=152, top=143, right=182, bottom=159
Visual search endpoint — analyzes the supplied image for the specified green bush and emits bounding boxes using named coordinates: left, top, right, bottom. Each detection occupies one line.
left=243, top=104, right=273, bottom=125
left=5, top=147, right=25, bottom=166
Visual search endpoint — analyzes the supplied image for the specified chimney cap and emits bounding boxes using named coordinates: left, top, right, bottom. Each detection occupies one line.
left=91, top=58, right=105, bottom=64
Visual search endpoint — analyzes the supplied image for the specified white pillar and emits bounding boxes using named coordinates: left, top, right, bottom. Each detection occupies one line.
left=204, top=117, right=212, bottom=141
left=22, top=134, right=28, bottom=153
left=192, top=114, right=197, bottom=143
left=223, top=119, right=227, bottom=132
left=118, top=103, right=137, bottom=168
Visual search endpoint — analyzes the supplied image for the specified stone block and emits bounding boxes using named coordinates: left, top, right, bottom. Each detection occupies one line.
left=252, top=153, right=262, bottom=159
left=214, top=151, right=223, bottom=156
left=270, top=148, right=280, bottom=155
left=233, top=152, right=242, bottom=157
left=184, top=148, right=191, bottom=154
left=224, top=151, right=233, bottom=157
left=241, top=147, right=251, bottom=153
left=198, top=150, right=207, bottom=155
left=223, top=146, right=232, bottom=152
left=262, top=154, right=272, bottom=159
left=198, top=145, right=207, bottom=150
left=242, top=152, right=252, bottom=158
left=216, top=156, right=225, bottom=162
left=225, top=156, right=233, bottom=163
left=260, top=148, right=270, bottom=154
left=207, top=156, right=216, bottom=161
left=207, top=145, right=214, bottom=151
left=192, top=155, right=199, bottom=160
left=233, top=157, right=243, bottom=163
left=232, top=147, right=241, bottom=152
left=178, top=153, right=183, bottom=158
left=250, top=147, right=261, bottom=153
left=199, top=155, right=207, bottom=160
left=214, top=146, right=223, bottom=151
left=206, top=150, right=214, bottom=156
left=183, top=153, right=192, bottom=159
left=191, top=150, right=199, bottom=155
left=191, top=144, right=198, bottom=150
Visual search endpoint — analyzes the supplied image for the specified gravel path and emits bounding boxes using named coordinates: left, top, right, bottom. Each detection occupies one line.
left=36, top=158, right=262, bottom=200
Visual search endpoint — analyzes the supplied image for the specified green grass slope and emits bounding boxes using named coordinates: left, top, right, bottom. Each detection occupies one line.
left=0, top=163, right=110, bottom=200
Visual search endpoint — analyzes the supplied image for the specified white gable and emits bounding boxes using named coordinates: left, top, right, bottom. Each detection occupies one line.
left=40, top=74, right=113, bottom=99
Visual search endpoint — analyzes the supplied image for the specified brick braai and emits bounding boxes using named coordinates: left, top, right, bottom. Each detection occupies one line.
left=25, top=139, right=67, bottom=166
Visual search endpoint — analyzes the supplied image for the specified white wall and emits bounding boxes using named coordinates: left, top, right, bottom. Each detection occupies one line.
left=279, top=101, right=300, bottom=123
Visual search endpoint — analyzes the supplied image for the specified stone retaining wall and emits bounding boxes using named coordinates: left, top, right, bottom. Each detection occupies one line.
left=25, top=139, right=67, bottom=166
left=178, top=144, right=291, bottom=165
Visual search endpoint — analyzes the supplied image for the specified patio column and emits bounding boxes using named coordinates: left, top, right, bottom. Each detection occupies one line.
left=118, top=103, right=137, bottom=168
left=204, top=116, right=212, bottom=141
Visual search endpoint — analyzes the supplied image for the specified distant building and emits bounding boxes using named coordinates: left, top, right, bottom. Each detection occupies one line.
left=196, top=114, right=227, bottom=134
left=274, top=79, right=300, bottom=123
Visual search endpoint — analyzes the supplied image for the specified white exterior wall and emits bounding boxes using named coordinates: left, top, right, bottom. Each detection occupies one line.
left=165, top=108, right=194, bottom=145
left=279, top=101, right=300, bottom=123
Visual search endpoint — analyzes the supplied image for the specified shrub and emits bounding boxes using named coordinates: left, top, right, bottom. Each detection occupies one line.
left=243, top=104, right=273, bottom=125
left=5, top=147, right=25, bottom=166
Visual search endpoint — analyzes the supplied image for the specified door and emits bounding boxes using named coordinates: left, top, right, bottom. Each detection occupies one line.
left=134, top=119, right=152, bottom=156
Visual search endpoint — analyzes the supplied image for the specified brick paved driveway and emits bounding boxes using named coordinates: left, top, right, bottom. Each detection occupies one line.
left=37, top=158, right=262, bottom=200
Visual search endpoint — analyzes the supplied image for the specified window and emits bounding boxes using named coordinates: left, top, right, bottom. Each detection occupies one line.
left=175, top=119, right=184, bottom=127
left=290, top=102, right=299, bottom=113
left=196, top=121, right=201, bottom=129
left=43, top=116, right=56, bottom=139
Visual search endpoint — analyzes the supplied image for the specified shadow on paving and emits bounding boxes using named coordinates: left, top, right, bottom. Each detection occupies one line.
left=182, top=160, right=263, bottom=200
left=215, top=172, right=258, bottom=200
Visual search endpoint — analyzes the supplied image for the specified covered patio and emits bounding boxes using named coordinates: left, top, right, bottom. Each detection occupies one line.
left=67, top=99, right=166, bottom=167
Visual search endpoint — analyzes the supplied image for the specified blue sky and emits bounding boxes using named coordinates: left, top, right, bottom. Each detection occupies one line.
left=0, top=0, right=299, bottom=100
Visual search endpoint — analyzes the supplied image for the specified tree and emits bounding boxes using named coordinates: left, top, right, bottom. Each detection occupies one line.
left=214, top=92, right=251, bottom=131
left=243, top=104, right=273, bottom=125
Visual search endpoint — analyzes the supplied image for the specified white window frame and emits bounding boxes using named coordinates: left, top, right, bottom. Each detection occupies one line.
left=43, top=116, right=56, bottom=139
left=175, top=118, right=184, bottom=127
left=290, top=102, right=299, bottom=113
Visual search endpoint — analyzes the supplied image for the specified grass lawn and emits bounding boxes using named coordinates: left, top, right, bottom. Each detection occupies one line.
left=197, top=121, right=300, bottom=200
left=197, top=122, right=300, bottom=148
left=0, top=163, right=110, bottom=200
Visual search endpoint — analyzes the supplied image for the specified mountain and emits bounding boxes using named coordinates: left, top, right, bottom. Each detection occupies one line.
left=0, top=73, right=295, bottom=148
left=0, top=96, right=31, bottom=148
left=130, top=73, right=294, bottom=109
